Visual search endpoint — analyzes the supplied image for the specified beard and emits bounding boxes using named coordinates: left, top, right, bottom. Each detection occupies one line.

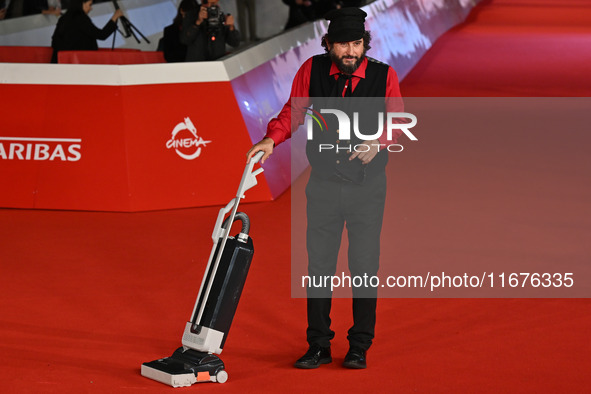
left=329, top=48, right=366, bottom=75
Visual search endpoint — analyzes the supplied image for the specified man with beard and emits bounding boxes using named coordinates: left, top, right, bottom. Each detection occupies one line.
left=247, top=7, right=402, bottom=369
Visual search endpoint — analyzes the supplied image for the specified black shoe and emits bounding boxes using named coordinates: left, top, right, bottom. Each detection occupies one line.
left=294, top=344, right=332, bottom=369
left=343, top=347, right=367, bottom=369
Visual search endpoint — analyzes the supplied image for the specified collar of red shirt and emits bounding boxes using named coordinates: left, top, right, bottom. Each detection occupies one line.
left=329, top=57, right=368, bottom=79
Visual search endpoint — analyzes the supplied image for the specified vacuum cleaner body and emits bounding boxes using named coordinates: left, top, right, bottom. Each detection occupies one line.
left=141, top=152, right=264, bottom=387
left=182, top=234, right=254, bottom=354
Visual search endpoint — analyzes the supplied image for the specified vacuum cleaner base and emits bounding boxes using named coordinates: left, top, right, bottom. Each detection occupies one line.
left=141, top=347, right=228, bottom=387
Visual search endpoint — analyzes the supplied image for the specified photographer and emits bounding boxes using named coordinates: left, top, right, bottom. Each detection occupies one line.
left=181, top=0, right=240, bottom=62
left=50, top=0, right=123, bottom=63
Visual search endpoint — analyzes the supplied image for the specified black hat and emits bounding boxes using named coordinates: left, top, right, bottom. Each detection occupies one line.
left=325, top=7, right=367, bottom=43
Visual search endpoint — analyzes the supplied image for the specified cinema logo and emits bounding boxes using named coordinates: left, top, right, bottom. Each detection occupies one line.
left=305, top=108, right=418, bottom=153
left=166, top=117, right=211, bottom=160
left=0, top=137, right=82, bottom=161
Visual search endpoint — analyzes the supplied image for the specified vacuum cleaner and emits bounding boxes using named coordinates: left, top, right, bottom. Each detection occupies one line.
left=141, top=151, right=264, bottom=387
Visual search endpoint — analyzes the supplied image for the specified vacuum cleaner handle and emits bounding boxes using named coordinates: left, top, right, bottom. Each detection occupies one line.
left=236, top=151, right=264, bottom=200
left=211, top=151, right=263, bottom=242
left=192, top=153, right=263, bottom=326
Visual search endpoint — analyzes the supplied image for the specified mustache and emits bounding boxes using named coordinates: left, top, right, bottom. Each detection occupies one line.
left=329, top=48, right=366, bottom=74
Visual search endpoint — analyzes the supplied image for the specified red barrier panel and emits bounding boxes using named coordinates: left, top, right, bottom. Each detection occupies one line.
left=97, top=48, right=141, bottom=52
left=0, top=46, right=53, bottom=63
left=58, top=50, right=165, bottom=65
left=0, top=78, right=272, bottom=211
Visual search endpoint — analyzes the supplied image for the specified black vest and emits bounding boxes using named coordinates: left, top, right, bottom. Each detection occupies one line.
left=306, top=54, right=389, bottom=183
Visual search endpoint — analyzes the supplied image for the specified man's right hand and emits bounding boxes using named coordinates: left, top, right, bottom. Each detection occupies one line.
left=196, top=6, right=208, bottom=25
left=246, top=137, right=274, bottom=164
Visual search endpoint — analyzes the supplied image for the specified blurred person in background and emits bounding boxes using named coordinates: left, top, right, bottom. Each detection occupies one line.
left=314, top=0, right=343, bottom=19
left=160, top=0, right=198, bottom=62
left=342, top=0, right=365, bottom=6
left=50, top=0, right=122, bottom=63
left=282, top=0, right=315, bottom=30
left=181, top=0, right=240, bottom=61
left=1, top=0, right=61, bottom=20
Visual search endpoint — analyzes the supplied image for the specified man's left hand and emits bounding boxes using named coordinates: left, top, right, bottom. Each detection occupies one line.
left=349, top=139, right=381, bottom=165
left=225, top=14, right=235, bottom=29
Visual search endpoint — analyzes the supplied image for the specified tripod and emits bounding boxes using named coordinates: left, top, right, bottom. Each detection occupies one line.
left=111, top=0, right=150, bottom=50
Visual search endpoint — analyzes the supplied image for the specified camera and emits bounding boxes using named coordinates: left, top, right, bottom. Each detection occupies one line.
left=201, top=1, right=225, bottom=33
left=206, top=4, right=224, bottom=30
left=201, top=1, right=226, bottom=36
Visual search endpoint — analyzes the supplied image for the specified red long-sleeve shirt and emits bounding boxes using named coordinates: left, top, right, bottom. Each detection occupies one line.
left=265, top=56, right=403, bottom=147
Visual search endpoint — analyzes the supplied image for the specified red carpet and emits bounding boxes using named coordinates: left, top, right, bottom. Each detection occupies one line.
left=401, top=0, right=591, bottom=97
left=1, top=0, right=590, bottom=392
